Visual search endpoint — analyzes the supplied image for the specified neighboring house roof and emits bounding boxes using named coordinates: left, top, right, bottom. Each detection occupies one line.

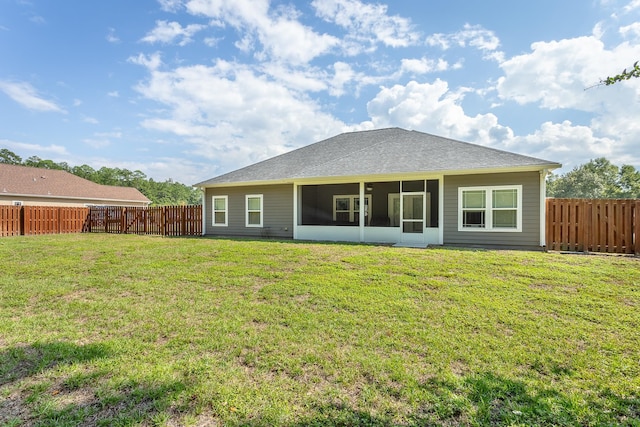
left=195, top=128, right=561, bottom=187
left=0, top=163, right=151, bottom=204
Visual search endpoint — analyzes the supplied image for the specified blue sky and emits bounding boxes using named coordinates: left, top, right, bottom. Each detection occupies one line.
left=1, top=0, right=639, bottom=185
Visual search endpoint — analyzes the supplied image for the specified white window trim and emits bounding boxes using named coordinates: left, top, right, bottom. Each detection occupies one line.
left=212, top=195, right=228, bottom=227
left=332, top=194, right=371, bottom=223
left=458, top=185, right=522, bottom=232
left=245, top=194, right=263, bottom=228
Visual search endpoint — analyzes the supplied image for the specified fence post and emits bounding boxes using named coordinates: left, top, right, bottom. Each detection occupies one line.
left=631, top=200, right=640, bottom=256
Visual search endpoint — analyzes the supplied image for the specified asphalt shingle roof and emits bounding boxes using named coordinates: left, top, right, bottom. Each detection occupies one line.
left=195, top=128, right=561, bottom=186
left=0, top=163, right=151, bottom=203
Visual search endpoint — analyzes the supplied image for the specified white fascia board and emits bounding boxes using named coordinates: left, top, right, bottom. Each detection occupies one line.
left=198, top=164, right=561, bottom=188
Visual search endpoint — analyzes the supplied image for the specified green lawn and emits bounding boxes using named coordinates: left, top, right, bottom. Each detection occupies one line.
left=0, top=234, right=638, bottom=426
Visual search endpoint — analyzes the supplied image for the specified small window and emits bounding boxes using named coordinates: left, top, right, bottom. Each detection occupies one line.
left=332, top=194, right=371, bottom=223
left=246, top=194, right=263, bottom=227
left=212, top=195, right=228, bottom=227
left=13, top=201, right=23, bottom=206
left=458, top=186, right=522, bottom=232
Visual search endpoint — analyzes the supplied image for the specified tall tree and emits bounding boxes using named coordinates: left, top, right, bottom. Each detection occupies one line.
left=0, top=148, right=22, bottom=164
left=547, top=158, right=640, bottom=198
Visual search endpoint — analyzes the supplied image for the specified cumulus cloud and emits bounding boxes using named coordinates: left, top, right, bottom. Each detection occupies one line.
left=496, top=36, right=640, bottom=111
left=184, top=0, right=339, bottom=65
left=312, top=0, right=421, bottom=50
left=0, top=80, right=67, bottom=113
left=141, top=20, right=206, bottom=46
left=131, top=59, right=349, bottom=172
left=366, top=79, right=513, bottom=146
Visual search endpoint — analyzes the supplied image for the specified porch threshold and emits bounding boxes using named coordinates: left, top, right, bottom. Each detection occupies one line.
left=392, top=242, right=429, bottom=249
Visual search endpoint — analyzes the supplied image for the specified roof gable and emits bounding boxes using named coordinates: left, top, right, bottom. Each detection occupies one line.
left=0, top=163, right=151, bottom=203
left=195, top=128, right=561, bottom=186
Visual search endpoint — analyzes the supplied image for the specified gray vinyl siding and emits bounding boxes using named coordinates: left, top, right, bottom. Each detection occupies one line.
left=204, top=184, right=294, bottom=238
left=443, top=172, right=542, bottom=247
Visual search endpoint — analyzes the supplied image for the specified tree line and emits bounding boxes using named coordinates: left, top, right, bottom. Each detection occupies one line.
left=0, top=148, right=201, bottom=205
left=547, top=157, right=640, bottom=199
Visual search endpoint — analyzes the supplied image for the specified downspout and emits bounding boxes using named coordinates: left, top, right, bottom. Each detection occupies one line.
left=539, top=169, right=548, bottom=247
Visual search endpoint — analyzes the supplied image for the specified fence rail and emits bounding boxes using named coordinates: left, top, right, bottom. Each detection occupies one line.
left=546, top=198, right=640, bottom=254
left=0, top=205, right=202, bottom=237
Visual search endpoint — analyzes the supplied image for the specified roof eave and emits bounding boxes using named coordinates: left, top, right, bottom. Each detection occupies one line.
left=0, top=192, right=151, bottom=204
left=196, top=163, right=562, bottom=188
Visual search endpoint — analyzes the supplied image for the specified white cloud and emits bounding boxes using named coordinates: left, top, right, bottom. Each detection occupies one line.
left=158, top=0, right=183, bottom=12
left=128, top=52, right=163, bottom=71
left=400, top=57, right=450, bottom=75
left=106, top=27, right=120, bottom=43
left=0, top=80, right=67, bottom=113
left=131, top=59, right=348, bottom=172
left=312, top=0, right=420, bottom=51
left=426, top=23, right=502, bottom=60
left=366, top=79, right=513, bottom=146
left=107, top=91, right=120, bottom=98
left=0, top=139, right=68, bottom=156
left=496, top=36, right=640, bottom=111
left=620, top=22, right=640, bottom=38
left=183, top=0, right=340, bottom=65
left=624, top=0, right=640, bottom=13
left=141, top=20, right=206, bottom=46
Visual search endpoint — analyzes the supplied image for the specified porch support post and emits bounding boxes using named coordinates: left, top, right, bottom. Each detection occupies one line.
left=539, top=169, right=548, bottom=247
left=200, top=187, right=206, bottom=236
left=359, top=181, right=365, bottom=242
left=293, top=183, right=298, bottom=240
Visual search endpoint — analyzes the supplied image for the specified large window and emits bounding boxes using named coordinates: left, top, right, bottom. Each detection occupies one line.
left=246, top=194, right=263, bottom=227
left=458, top=185, right=522, bottom=232
left=212, top=195, right=228, bottom=226
left=332, top=194, right=370, bottom=223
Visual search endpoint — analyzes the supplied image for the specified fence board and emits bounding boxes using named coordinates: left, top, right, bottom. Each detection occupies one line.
left=0, top=205, right=21, bottom=237
left=86, top=205, right=202, bottom=237
left=546, top=198, right=638, bottom=254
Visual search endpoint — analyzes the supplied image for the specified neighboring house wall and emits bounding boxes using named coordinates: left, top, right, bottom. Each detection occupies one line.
left=205, top=184, right=294, bottom=238
left=0, top=196, right=148, bottom=207
left=443, top=171, right=542, bottom=247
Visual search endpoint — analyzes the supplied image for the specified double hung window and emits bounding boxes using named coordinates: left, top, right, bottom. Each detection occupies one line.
left=459, top=185, right=521, bottom=231
left=212, top=196, right=228, bottom=226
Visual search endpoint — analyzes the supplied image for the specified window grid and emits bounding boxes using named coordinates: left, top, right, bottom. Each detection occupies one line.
left=246, top=194, right=263, bottom=227
left=212, top=196, right=228, bottom=227
left=458, top=186, right=522, bottom=232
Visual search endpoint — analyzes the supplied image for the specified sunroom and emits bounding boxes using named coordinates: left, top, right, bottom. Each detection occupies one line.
left=294, top=178, right=443, bottom=246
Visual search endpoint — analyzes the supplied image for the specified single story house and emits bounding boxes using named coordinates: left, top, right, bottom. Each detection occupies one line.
left=194, top=128, right=561, bottom=248
left=0, top=163, right=151, bottom=207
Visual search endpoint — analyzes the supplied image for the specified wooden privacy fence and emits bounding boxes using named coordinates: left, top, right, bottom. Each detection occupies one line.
left=0, top=205, right=202, bottom=237
left=87, top=205, right=202, bottom=236
left=1, top=206, right=89, bottom=236
left=0, top=205, right=22, bottom=237
left=546, top=198, right=640, bottom=254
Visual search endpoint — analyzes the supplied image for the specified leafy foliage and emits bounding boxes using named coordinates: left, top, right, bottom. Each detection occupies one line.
left=0, top=148, right=201, bottom=205
left=547, top=157, right=640, bottom=198
left=601, top=61, right=640, bottom=86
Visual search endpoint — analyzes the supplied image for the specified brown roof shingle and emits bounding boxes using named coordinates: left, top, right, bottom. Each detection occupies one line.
left=0, top=163, right=151, bottom=204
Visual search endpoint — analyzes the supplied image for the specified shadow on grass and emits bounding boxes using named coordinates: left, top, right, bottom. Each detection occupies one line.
left=0, top=341, right=187, bottom=427
left=0, top=341, right=112, bottom=387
